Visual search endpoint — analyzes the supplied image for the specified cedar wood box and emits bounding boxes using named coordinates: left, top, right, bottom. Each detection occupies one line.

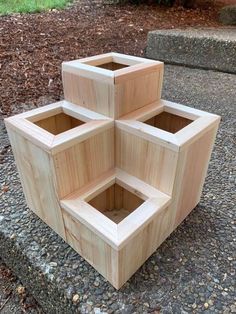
left=5, top=53, right=220, bottom=289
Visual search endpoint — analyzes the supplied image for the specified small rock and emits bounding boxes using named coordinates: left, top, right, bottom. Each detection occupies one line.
left=16, top=285, right=25, bottom=295
left=49, top=262, right=57, bottom=267
left=204, top=302, right=209, bottom=309
left=94, top=280, right=100, bottom=287
left=192, top=303, right=197, bottom=309
left=72, top=294, right=80, bottom=303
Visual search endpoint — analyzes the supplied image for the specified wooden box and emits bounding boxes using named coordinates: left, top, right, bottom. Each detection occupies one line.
left=62, top=52, right=164, bottom=118
left=5, top=53, right=220, bottom=289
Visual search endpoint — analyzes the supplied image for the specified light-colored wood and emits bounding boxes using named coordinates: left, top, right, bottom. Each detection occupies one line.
left=60, top=168, right=171, bottom=248
left=116, top=127, right=178, bottom=195
left=172, top=125, right=219, bottom=227
left=114, top=70, right=162, bottom=117
left=62, top=53, right=164, bottom=118
left=5, top=53, right=220, bottom=290
left=6, top=128, right=66, bottom=240
left=62, top=209, right=119, bottom=286
left=53, top=127, right=114, bottom=199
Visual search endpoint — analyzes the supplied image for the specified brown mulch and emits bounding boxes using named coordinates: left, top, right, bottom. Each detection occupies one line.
left=0, top=0, right=226, bottom=116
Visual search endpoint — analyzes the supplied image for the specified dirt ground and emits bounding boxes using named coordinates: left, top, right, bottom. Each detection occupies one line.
left=0, top=0, right=229, bottom=117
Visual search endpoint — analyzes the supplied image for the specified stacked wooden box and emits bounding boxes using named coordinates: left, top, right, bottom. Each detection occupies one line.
left=5, top=53, right=220, bottom=289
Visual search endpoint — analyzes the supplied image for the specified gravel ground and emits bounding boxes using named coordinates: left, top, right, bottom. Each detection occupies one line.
left=0, top=258, right=43, bottom=313
left=0, top=64, right=235, bottom=313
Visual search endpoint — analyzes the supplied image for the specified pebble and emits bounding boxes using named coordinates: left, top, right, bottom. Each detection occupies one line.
left=94, top=281, right=100, bottom=287
left=192, top=303, right=197, bottom=309
left=72, top=294, right=80, bottom=303
left=204, top=302, right=209, bottom=309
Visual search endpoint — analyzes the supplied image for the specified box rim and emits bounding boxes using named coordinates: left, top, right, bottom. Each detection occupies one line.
left=60, top=168, right=171, bottom=249
left=5, top=100, right=113, bottom=154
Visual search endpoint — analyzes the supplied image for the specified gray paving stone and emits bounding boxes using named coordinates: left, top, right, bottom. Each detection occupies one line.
left=146, top=28, right=236, bottom=73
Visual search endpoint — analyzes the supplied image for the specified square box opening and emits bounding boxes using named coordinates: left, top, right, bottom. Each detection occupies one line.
left=144, top=111, right=193, bottom=134
left=33, top=112, right=85, bottom=135
left=96, top=62, right=129, bottom=71
left=88, top=183, right=144, bottom=224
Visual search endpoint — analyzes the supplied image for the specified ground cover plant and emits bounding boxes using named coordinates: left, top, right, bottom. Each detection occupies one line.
left=0, top=0, right=72, bottom=14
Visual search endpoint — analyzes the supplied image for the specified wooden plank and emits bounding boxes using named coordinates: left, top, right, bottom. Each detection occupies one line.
left=63, top=71, right=115, bottom=118
left=51, top=119, right=114, bottom=155
left=173, top=125, right=219, bottom=227
left=6, top=101, right=63, bottom=120
left=111, top=52, right=162, bottom=65
left=5, top=118, right=54, bottom=152
left=116, top=128, right=178, bottom=195
left=175, top=116, right=220, bottom=150
left=53, top=127, right=114, bottom=198
left=114, top=63, right=163, bottom=84
left=62, top=100, right=111, bottom=121
left=118, top=100, right=164, bottom=121
left=62, top=209, right=119, bottom=287
left=6, top=128, right=66, bottom=239
left=115, top=70, right=162, bottom=117
left=117, top=204, right=172, bottom=288
left=62, top=61, right=114, bottom=83
left=116, top=120, right=179, bottom=152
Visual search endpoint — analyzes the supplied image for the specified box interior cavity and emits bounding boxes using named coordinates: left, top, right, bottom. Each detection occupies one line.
left=33, top=112, right=85, bottom=135
left=97, top=62, right=129, bottom=71
left=144, top=111, right=193, bottom=134
left=88, top=183, right=144, bottom=224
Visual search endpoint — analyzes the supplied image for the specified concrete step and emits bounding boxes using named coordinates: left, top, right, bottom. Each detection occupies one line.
left=146, top=28, right=236, bottom=74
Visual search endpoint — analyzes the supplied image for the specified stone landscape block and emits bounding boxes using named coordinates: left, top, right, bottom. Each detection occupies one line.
left=219, top=5, right=236, bottom=25
left=146, top=28, right=236, bottom=73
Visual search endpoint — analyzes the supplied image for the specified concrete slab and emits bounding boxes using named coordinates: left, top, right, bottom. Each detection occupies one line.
left=219, top=5, right=236, bottom=25
left=0, top=65, right=236, bottom=313
left=146, top=28, right=236, bottom=73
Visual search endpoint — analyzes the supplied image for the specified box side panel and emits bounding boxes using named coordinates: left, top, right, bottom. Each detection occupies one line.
left=116, top=128, right=178, bottom=195
left=53, top=127, right=115, bottom=199
left=62, top=210, right=119, bottom=288
left=62, top=72, right=114, bottom=118
left=7, top=127, right=66, bottom=239
left=173, top=125, right=219, bottom=227
left=115, top=68, right=163, bottom=118
left=117, top=205, right=172, bottom=288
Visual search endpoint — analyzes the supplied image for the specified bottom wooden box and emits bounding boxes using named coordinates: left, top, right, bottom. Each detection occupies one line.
left=60, top=169, right=171, bottom=289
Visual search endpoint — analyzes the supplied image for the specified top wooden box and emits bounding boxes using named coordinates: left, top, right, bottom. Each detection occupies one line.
left=62, top=52, right=164, bottom=119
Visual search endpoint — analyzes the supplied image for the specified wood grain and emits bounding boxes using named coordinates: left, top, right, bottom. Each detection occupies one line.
left=5, top=53, right=220, bottom=290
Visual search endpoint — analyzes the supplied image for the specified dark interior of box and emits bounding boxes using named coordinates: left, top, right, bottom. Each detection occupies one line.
left=34, top=112, right=84, bottom=135
left=144, top=111, right=193, bottom=134
left=96, top=61, right=129, bottom=71
left=88, top=183, right=144, bottom=224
